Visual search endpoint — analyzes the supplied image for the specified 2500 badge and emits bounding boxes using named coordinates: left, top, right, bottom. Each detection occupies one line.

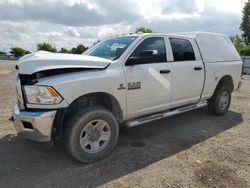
left=128, top=82, right=141, bottom=90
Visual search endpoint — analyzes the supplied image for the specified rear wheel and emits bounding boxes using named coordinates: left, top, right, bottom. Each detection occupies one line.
left=207, top=85, right=231, bottom=116
left=63, top=106, right=119, bottom=163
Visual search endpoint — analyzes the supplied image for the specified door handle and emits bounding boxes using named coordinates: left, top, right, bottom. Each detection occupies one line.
left=160, top=69, right=171, bottom=74
left=194, top=66, right=203, bottom=71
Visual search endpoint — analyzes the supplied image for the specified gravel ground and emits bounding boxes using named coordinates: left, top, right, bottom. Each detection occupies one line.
left=0, top=60, right=249, bottom=188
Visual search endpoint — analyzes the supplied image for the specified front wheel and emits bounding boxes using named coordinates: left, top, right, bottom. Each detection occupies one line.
left=207, top=85, right=231, bottom=116
left=63, top=106, right=119, bottom=163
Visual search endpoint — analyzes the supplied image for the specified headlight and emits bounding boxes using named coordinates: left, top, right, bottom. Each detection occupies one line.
left=24, top=86, right=62, bottom=104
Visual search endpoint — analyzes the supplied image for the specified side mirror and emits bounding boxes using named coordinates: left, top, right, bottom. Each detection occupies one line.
left=126, top=57, right=140, bottom=66
left=140, top=50, right=158, bottom=57
left=125, top=50, right=160, bottom=66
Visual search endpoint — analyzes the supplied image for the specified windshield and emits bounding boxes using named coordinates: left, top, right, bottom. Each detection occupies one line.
left=84, top=36, right=138, bottom=60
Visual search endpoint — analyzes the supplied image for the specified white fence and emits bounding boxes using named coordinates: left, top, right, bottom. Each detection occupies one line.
left=242, top=56, right=250, bottom=75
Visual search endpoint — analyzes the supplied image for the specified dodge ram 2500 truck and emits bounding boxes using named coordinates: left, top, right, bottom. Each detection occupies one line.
left=12, top=32, right=242, bottom=162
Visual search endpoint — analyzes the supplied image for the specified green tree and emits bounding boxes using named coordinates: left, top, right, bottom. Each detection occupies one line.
left=69, top=47, right=76, bottom=54
left=240, top=45, right=250, bottom=56
left=230, top=35, right=244, bottom=49
left=240, top=1, right=250, bottom=44
left=230, top=35, right=250, bottom=56
left=59, top=47, right=69, bottom=53
left=135, top=27, right=153, bottom=33
left=37, top=42, right=57, bottom=52
left=10, top=47, right=29, bottom=57
left=70, top=44, right=88, bottom=54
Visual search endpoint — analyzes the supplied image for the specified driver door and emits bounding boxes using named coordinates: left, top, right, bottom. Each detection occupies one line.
left=123, top=36, right=172, bottom=118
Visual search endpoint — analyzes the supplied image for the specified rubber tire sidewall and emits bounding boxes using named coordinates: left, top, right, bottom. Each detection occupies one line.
left=208, top=85, right=231, bottom=116
left=63, top=106, right=119, bottom=163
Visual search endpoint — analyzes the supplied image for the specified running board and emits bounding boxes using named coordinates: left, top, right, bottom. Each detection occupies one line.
left=126, top=103, right=207, bottom=128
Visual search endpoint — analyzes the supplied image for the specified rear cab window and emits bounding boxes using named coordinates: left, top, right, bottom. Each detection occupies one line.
left=169, top=38, right=196, bottom=61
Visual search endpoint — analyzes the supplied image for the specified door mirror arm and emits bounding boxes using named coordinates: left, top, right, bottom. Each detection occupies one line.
left=126, top=50, right=159, bottom=66
left=126, top=57, right=141, bottom=66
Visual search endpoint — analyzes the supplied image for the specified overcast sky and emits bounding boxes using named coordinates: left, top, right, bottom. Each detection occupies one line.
left=0, top=0, right=247, bottom=52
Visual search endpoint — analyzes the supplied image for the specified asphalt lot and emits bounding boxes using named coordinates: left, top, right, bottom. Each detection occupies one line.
left=0, top=60, right=249, bottom=188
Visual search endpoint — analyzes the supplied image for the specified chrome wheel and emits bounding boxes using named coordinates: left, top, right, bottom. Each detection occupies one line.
left=219, top=91, right=229, bottom=110
left=80, top=119, right=111, bottom=154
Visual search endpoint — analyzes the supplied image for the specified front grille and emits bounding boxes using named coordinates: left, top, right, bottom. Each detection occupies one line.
left=15, top=74, right=25, bottom=110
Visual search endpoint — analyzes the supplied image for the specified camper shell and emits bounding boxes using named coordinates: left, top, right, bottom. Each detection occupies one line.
left=180, top=32, right=241, bottom=63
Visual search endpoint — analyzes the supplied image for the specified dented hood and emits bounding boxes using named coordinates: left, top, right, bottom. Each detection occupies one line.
left=17, top=51, right=111, bottom=74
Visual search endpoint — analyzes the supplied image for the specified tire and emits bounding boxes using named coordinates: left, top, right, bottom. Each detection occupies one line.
left=63, top=106, right=119, bottom=163
left=207, top=84, right=231, bottom=116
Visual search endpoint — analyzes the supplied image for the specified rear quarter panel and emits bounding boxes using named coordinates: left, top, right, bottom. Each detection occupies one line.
left=202, top=60, right=242, bottom=99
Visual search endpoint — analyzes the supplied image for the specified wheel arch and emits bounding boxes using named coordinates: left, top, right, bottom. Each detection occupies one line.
left=208, top=75, right=234, bottom=101
left=52, top=92, right=123, bottom=141
left=216, top=75, right=234, bottom=92
left=207, top=75, right=233, bottom=116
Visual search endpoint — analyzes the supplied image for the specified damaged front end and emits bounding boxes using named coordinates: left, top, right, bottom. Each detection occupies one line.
left=18, top=67, right=103, bottom=85
left=12, top=51, right=111, bottom=142
left=12, top=74, right=58, bottom=142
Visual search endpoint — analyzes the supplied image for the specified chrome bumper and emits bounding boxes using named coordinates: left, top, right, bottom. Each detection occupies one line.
left=12, top=105, right=56, bottom=142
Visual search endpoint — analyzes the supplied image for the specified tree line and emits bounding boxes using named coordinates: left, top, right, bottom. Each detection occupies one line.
left=9, top=43, right=89, bottom=57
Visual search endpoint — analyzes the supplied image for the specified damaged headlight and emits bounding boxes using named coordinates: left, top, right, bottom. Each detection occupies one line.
left=24, top=86, right=62, bottom=104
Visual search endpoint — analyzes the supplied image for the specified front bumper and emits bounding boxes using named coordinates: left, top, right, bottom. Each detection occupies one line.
left=12, top=105, right=56, bottom=142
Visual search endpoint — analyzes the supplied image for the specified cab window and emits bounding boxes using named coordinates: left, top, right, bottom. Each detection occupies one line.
left=169, top=38, right=196, bottom=61
left=127, top=37, right=167, bottom=64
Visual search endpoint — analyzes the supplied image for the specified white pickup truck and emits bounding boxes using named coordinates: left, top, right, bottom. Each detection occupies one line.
left=12, top=32, right=242, bottom=162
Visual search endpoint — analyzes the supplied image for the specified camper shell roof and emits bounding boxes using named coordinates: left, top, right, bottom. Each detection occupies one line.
left=174, top=32, right=241, bottom=63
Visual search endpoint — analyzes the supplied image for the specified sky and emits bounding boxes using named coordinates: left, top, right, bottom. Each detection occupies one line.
left=0, top=0, right=247, bottom=52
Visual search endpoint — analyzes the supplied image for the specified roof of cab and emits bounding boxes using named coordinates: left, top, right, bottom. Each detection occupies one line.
left=124, top=32, right=219, bottom=40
